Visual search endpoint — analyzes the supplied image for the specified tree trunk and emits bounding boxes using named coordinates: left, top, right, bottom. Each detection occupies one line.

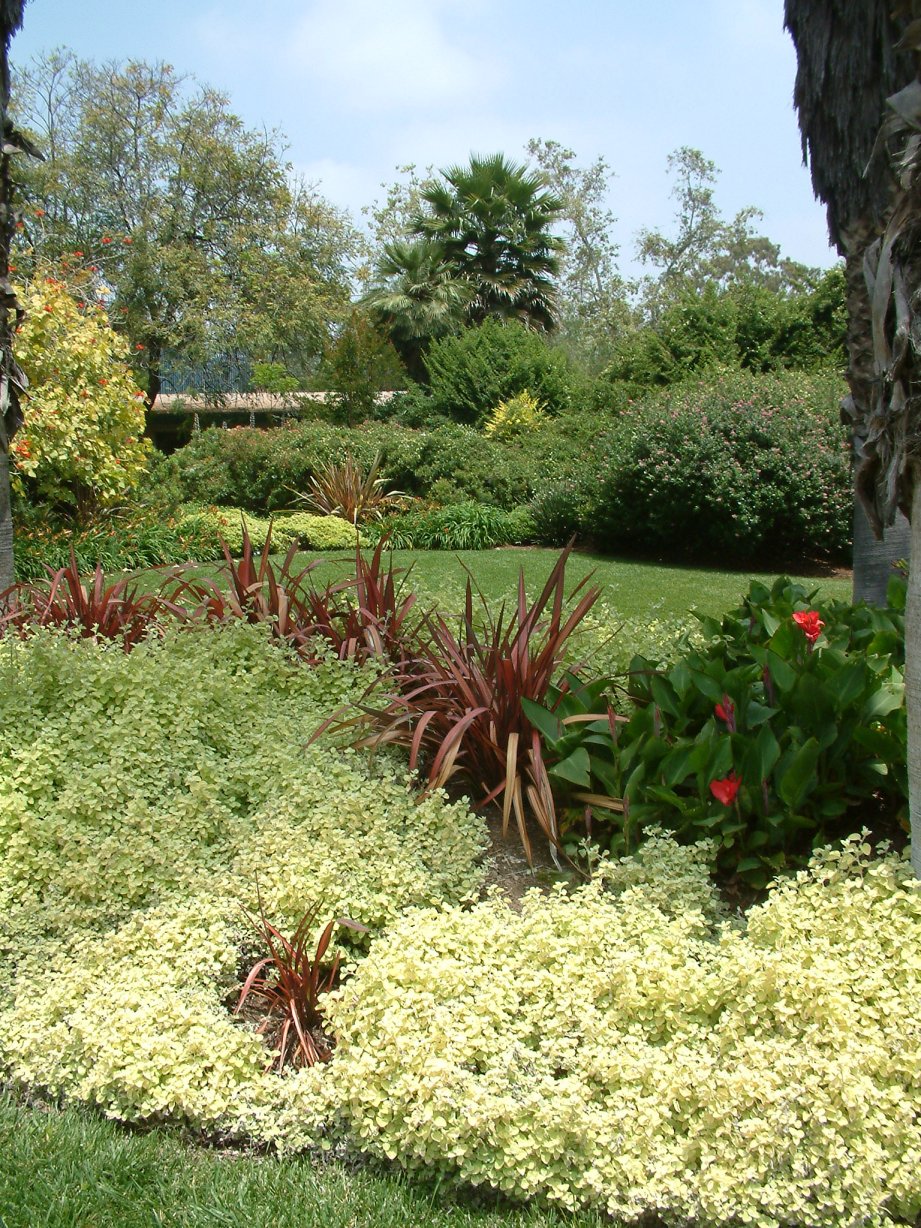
left=906, top=475, right=921, bottom=875
left=0, top=444, right=12, bottom=592
left=851, top=500, right=910, bottom=605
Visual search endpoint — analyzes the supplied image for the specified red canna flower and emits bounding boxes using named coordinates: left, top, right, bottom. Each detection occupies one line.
left=709, top=772, right=741, bottom=806
left=101, top=235, right=112, bottom=244
left=73, top=250, right=84, bottom=258
left=792, top=610, right=824, bottom=646
left=714, top=696, right=735, bottom=730
left=34, top=208, right=45, bottom=218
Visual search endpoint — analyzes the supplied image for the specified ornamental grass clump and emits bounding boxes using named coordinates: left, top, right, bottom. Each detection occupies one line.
left=0, top=550, right=175, bottom=649
left=236, top=897, right=368, bottom=1071
left=322, top=545, right=600, bottom=861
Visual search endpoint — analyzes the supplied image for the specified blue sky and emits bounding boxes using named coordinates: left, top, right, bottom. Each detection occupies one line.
left=13, top=0, right=837, bottom=279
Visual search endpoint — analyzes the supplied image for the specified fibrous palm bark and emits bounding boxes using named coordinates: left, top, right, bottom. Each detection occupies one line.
left=0, top=0, right=27, bottom=594
left=786, top=0, right=921, bottom=870
left=786, top=0, right=914, bottom=605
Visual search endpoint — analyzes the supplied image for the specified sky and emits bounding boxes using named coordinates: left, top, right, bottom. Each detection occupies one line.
left=11, top=0, right=838, bottom=280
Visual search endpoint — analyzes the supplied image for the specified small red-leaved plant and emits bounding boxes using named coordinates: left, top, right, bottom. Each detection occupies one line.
left=0, top=549, right=174, bottom=649
left=235, top=897, right=368, bottom=1071
left=318, top=545, right=600, bottom=863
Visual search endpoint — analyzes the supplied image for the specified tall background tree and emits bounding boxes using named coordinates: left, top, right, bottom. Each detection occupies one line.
left=785, top=0, right=921, bottom=870
left=0, top=0, right=29, bottom=592
left=12, top=51, right=358, bottom=401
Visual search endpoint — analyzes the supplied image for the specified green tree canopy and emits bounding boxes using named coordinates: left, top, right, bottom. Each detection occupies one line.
left=13, top=51, right=359, bottom=400
left=636, top=147, right=816, bottom=319
left=412, top=153, right=565, bottom=332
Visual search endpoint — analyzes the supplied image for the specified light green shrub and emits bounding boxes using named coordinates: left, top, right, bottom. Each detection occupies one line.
left=0, top=626, right=485, bottom=950
left=323, top=835, right=921, bottom=1227
left=271, top=512, right=360, bottom=552
left=174, top=506, right=358, bottom=559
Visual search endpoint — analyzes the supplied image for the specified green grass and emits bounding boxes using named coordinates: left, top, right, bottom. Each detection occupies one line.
left=0, top=1095, right=605, bottom=1228
left=163, top=546, right=852, bottom=621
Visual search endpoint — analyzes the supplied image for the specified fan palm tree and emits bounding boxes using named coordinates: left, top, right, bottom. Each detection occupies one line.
left=0, top=0, right=28, bottom=594
left=361, top=238, right=470, bottom=382
left=413, top=153, right=565, bottom=332
left=785, top=0, right=914, bottom=607
left=785, top=0, right=921, bottom=871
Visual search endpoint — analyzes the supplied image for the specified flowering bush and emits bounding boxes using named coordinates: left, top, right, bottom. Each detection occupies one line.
left=12, top=267, right=151, bottom=514
left=585, top=368, right=852, bottom=564
left=610, top=577, right=906, bottom=883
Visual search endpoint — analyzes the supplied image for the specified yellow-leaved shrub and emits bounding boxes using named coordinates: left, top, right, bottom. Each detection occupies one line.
left=12, top=267, right=151, bottom=512
left=0, top=624, right=485, bottom=950
left=322, top=835, right=921, bottom=1227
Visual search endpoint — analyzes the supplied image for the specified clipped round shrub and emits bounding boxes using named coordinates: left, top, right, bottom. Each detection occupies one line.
left=587, top=369, right=851, bottom=564
left=174, top=506, right=359, bottom=560
left=324, top=834, right=921, bottom=1226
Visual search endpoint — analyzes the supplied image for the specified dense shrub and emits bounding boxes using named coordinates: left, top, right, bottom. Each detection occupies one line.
left=421, top=319, right=576, bottom=425
left=596, top=268, right=847, bottom=401
left=535, top=577, right=906, bottom=885
left=411, top=423, right=536, bottom=508
left=0, top=625, right=485, bottom=951
left=586, top=369, right=851, bottom=564
left=12, top=267, right=151, bottom=515
left=378, top=502, right=534, bottom=551
left=324, top=834, right=921, bottom=1226
left=174, top=507, right=359, bottom=559
left=145, top=422, right=427, bottom=513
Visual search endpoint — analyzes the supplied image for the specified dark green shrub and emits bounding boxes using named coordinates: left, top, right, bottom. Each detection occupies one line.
left=587, top=369, right=851, bottom=564
left=381, top=501, right=531, bottom=550
left=411, top=423, right=535, bottom=509
left=422, top=318, right=576, bottom=425
left=529, top=577, right=906, bottom=886
left=146, top=422, right=427, bottom=513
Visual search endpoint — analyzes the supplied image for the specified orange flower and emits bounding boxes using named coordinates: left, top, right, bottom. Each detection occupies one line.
left=101, top=236, right=112, bottom=245
left=792, top=610, right=824, bottom=646
left=709, top=772, right=741, bottom=806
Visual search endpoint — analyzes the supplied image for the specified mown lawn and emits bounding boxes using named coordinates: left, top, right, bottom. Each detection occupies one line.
left=0, top=1095, right=606, bottom=1228
left=166, top=545, right=853, bottom=621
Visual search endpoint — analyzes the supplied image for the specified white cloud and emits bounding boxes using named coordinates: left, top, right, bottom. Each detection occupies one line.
left=284, top=0, right=495, bottom=112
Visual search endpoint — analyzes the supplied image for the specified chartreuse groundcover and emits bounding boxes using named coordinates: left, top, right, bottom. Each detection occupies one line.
left=0, top=624, right=920, bottom=1228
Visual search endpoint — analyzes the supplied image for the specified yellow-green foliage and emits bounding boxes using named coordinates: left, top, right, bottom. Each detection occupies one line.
left=176, top=506, right=359, bottom=559
left=566, top=601, right=700, bottom=682
left=0, top=625, right=485, bottom=950
left=323, top=835, right=921, bottom=1227
left=12, top=267, right=151, bottom=509
left=271, top=512, right=360, bottom=552
left=483, top=390, right=547, bottom=441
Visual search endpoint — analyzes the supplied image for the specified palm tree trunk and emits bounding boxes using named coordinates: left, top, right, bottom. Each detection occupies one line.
left=0, top=444, right=12, bottom=592
left=906, top=475, right=921, bottom=875
left=852, top=501, right=910, bottom=605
